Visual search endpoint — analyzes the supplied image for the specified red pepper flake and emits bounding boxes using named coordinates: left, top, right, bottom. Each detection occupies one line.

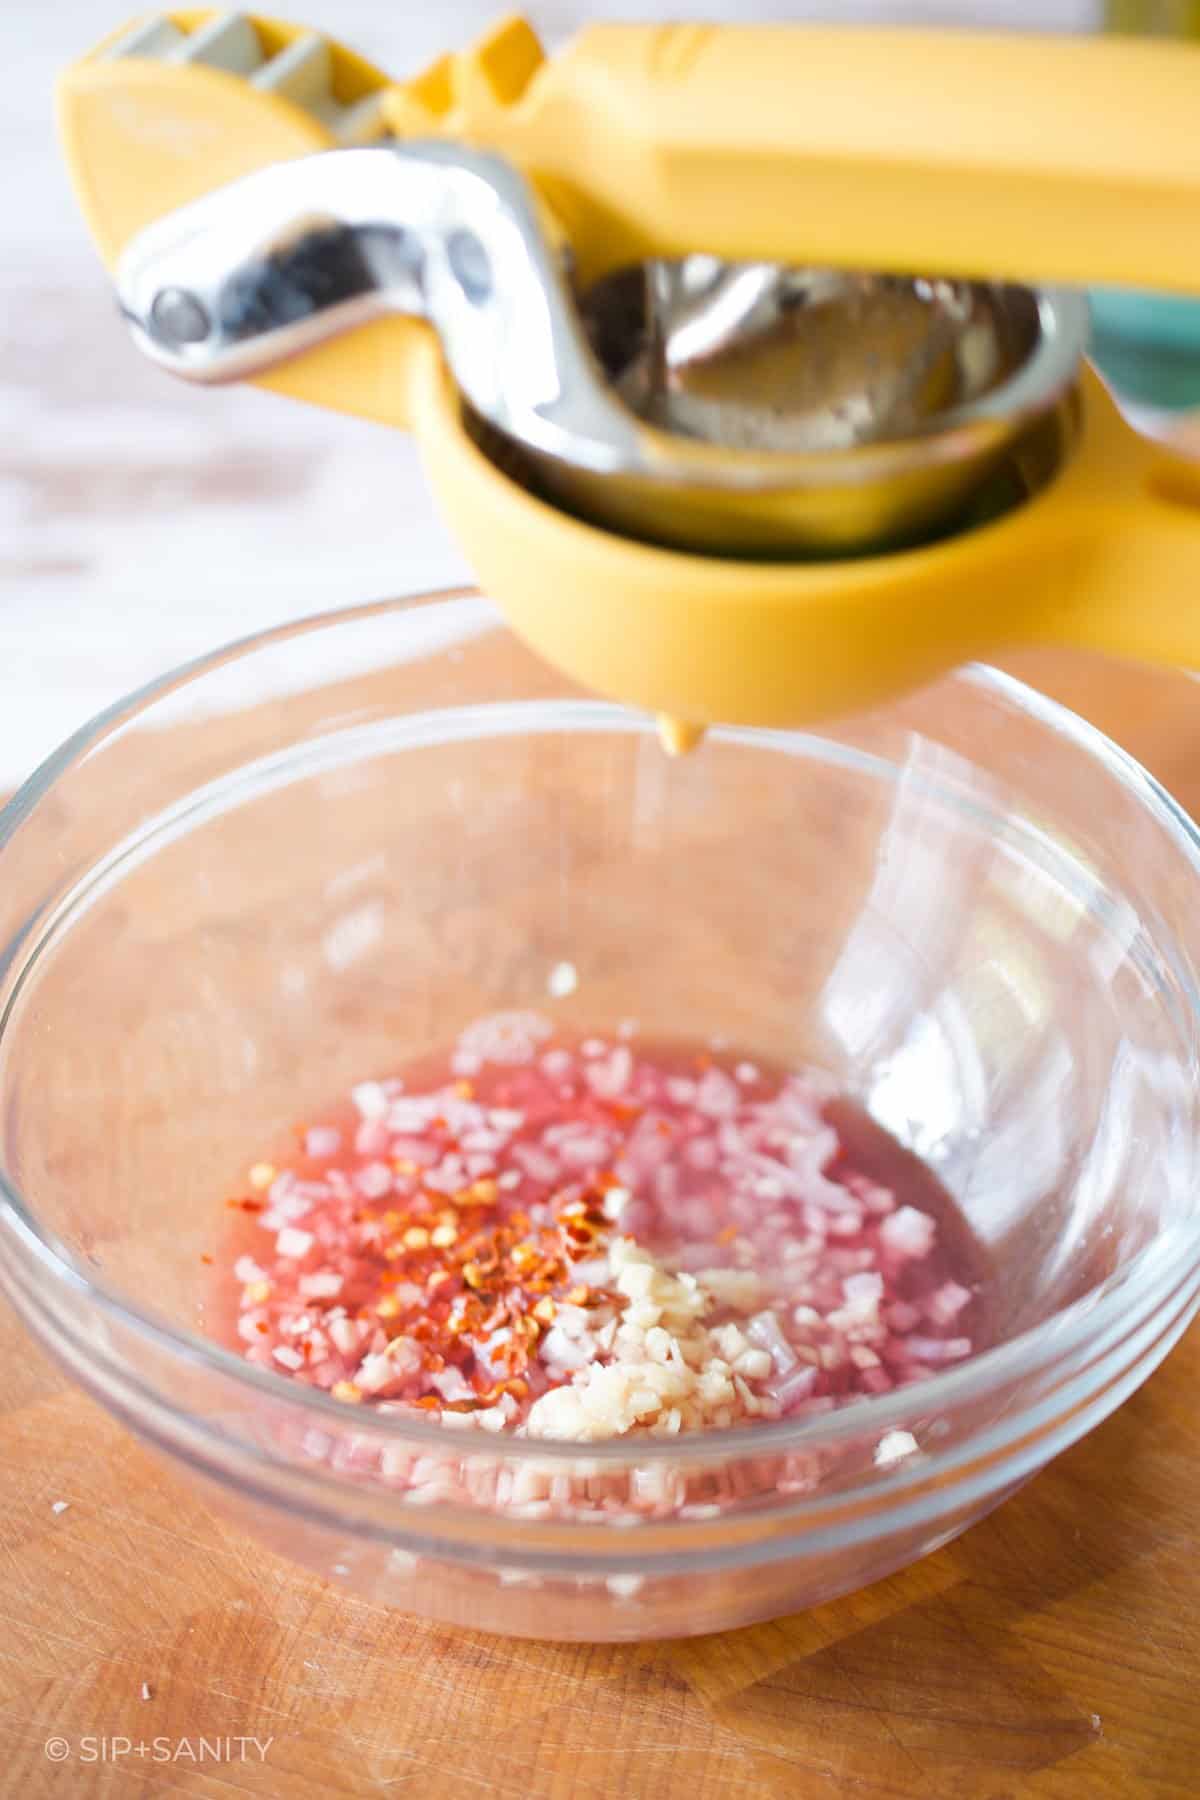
left=227, top=1197, right=264, bottom=1212
left=200, top=1253, right=214, bottom=1265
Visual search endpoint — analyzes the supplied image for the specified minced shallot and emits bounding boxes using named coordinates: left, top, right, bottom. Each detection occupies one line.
left=219, top=1017, right=981, bottom=1461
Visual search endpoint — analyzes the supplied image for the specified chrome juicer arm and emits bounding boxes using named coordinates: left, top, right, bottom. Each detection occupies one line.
left=116, top=143, right=647, bottom=476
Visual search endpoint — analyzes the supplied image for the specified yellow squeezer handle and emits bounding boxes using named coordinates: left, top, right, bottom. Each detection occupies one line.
left=57, top=16, right=1200, bottom=725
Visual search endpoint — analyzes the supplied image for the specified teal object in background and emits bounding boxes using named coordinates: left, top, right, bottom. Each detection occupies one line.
left=1095, top=4, right=1200, bottom=408
left=1089, top=290, right=1200, bottom=409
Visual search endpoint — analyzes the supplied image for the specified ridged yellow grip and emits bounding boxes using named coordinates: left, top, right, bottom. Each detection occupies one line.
left=56, top=10, right=430, bottom=429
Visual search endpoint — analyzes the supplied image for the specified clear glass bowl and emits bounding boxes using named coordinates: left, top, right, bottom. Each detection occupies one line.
left=0, top=590, right=1198, bottom=1642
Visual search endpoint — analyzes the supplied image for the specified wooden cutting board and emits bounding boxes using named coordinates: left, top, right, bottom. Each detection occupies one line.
left=0, top=648, right=1196, bottom=1800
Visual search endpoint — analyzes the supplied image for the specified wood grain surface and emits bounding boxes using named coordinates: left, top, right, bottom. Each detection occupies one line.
left=0, top=647, right=1194, bottom=1799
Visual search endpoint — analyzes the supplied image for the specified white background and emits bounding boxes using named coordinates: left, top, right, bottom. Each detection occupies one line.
left=3, top=1, right=1099, bottom=786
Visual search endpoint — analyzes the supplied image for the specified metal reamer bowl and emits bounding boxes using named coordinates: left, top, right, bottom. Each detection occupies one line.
left=479, top=261, right=1089, bottom=558
left=111, top=143, right=1089, bottom=563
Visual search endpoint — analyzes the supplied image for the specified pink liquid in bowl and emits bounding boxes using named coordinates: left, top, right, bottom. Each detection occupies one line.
left=215, top=1014, right=991, bottom=1462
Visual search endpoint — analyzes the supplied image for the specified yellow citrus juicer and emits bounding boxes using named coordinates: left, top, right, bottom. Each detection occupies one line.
left=58, top=11, right=1200, bottom=744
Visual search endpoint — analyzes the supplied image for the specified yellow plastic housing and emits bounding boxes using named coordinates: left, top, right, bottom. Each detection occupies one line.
left=410, top=357, right=1200, bottom=727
